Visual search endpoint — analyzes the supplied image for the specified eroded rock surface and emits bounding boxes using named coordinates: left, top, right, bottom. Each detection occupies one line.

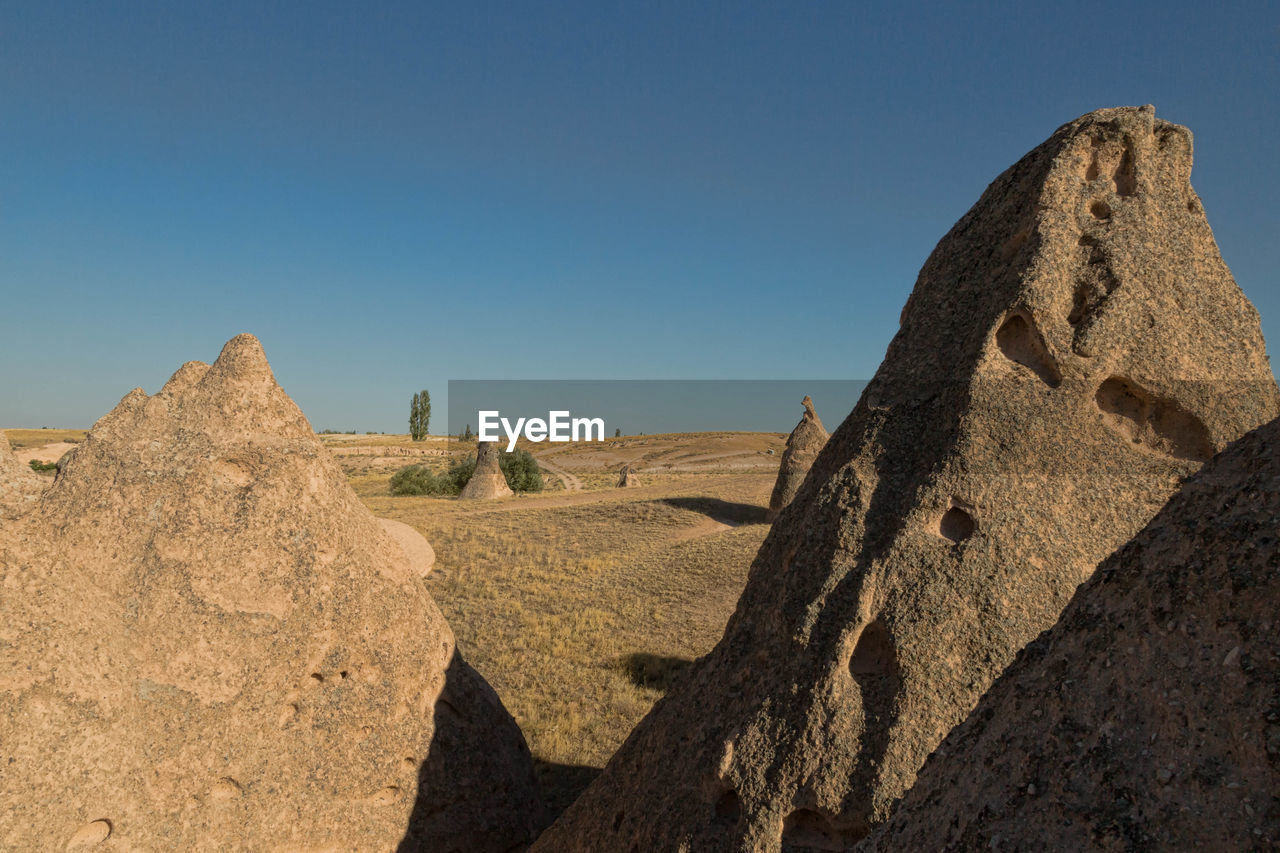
left=866, top=415, right=1280, bottom=850
left=767, top=396, right=829, bottom=521
left=0, top=335, right=542, bottom=851
left=617, top=464, right=640, bottom=488
left=531, top=106, right=1279, bottom=851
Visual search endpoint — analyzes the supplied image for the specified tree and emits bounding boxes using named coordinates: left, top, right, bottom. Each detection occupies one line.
left=409, top=390, right=431, bottom=441
left=615, top=427, right=621, bottom=437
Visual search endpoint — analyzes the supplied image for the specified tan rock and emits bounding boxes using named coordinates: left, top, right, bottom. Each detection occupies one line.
left=459, top=441, right=513, bottom=500
left=378, top=518, right=436, bottom=577
left=617, top=464, right=640, bottom=488
left=0, top=429, right=44, bottom=519
left=766, top=396, right=829, bottom=521
left=531, top=106, right=1280, bottom=851
left=866, top=415, right=1280, bottom=850
left=0, top=334, right=542, bottom=851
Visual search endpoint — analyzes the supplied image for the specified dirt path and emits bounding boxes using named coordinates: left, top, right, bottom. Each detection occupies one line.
left=645, top=449, right=773, bottom=471
left=536, top=452, right=583, bottom=492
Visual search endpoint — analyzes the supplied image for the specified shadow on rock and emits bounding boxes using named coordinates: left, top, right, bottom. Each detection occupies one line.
left=398, top=652, right=546, bottom=853
left=534, top=759, right=602, bottom=824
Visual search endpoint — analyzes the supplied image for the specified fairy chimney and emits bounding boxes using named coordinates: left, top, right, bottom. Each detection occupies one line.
left=459, top=441, right=514, bottom=500
left=0, top=335, right=543, bottom=851
left=766, top=396, right=829, bottom=521
left=531, top=106, right=1280, bottom=851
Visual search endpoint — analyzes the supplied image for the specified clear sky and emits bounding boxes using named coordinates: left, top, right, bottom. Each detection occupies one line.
left=1, top=1, right=1276, bottom=433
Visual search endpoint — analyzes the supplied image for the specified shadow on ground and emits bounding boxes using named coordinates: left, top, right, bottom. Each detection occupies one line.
left=618, top=651, right=695, bottom=692
left=660, top=496, right=770, bottom=525
left=535, top=758, right=603, bottom=823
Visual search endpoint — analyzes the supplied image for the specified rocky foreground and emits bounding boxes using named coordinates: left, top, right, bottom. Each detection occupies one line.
left=532, top=105, right=1279, bottom=851
left=0, top=335, right=543, bottom=851
left=2, top=106, right=1277, bottom=852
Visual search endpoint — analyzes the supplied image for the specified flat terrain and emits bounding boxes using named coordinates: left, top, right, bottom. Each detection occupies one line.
left=349, top=432, right=783, bottom=814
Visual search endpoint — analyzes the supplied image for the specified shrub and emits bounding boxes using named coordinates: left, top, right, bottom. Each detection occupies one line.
left=28, top=459, right=57, bottom=473
left=501, top=448, right=544, bottom=492
left=445, top=448, right=544, bottom=494
left=445, top=456, right=476, bottom=492
left=389, top=464, right=458, bottom=496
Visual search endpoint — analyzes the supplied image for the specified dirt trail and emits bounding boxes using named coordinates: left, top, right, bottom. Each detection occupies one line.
left=536, top=452, right=583, bottom=492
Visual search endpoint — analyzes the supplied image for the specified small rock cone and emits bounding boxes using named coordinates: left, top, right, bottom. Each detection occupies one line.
left=766, top=395, right=829, bottom=521
left=459, top=441, right=514, bottom=499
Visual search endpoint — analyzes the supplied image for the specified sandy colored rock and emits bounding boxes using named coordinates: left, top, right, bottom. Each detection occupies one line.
left=0, top=335, right=542, bottom=851
left=459, top=441, right=514, bottom=500
left=0, top=429, right=44, bottom=519
left=532, top=106, right=1280, bottom=851
left=866, top=415, right=1280, bottom=850
left=766, top=396, right=829, bottom=521
left=617, top=463, right=640, bottom=488
left=378, top=517, right=436, bottom=576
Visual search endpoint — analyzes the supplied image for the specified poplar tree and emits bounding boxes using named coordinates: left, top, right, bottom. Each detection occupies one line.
left=409, top=390, right=431, bottom=440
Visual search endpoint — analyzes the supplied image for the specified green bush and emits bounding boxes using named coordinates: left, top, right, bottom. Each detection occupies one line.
left=500, top=448, right=544, bottom=492
left=389, top=464, right=458, bottom=496
left=445, top=456, right=476, bottom=491
left=28, top=459, right=57, bottom=473
left=413, top=448, right=545, bottom=495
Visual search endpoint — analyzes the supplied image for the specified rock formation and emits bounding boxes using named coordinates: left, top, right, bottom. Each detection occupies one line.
left=378, top=517, right=436, bottom=577
left=766, top=396, right=829, bottom=521
left=865, top=415, right=1280, bottom=850
left=0, top=429, right=44, bottom=519
left=0, top=335, right=542, bottom=851
left=530, top=106, right=1280, bottom=851
left=459, top=441, right=513, bottom=500
left=617, top=463, right=640, bottom=488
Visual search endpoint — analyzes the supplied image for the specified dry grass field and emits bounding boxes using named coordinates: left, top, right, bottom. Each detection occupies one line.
left=350, top=432, right=784, bottom=814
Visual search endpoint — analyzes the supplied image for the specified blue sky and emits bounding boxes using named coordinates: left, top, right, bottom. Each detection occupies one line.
left=1, top=1, right=1276, bottom=432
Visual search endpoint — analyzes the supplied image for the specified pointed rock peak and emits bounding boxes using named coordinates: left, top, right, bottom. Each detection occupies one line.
left=207, top=333, right=275, bottom=385
left=158, top=360, right=210, bottom=397
left=802, top=395, right=816, bottom=419
left=1, top=340, right=544, bottom=849
left=530, top=108, right=1278, bottom=852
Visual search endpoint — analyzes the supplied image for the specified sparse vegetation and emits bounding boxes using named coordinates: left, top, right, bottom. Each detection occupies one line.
left=28, top=459, right=57, bottom=472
